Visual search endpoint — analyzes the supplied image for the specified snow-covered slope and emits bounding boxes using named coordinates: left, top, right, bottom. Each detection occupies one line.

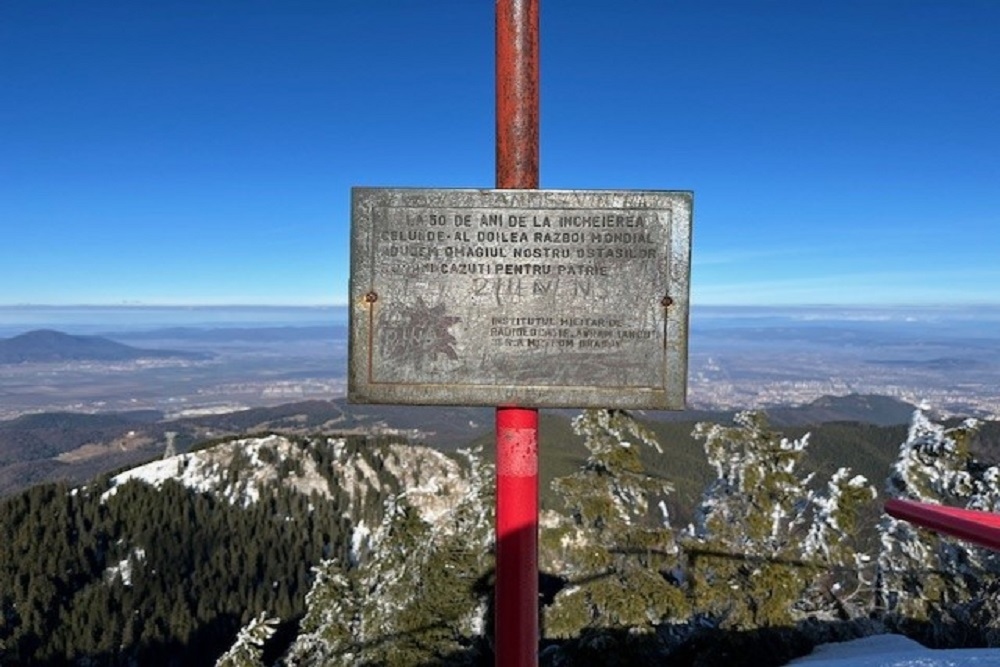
left=101, top=433, right=470, bottom=527
left=329, top=438, right=469, bottom=525
left=789, top=635, right=1000, bottom=666
left=103, top=434, right=329, bottom=505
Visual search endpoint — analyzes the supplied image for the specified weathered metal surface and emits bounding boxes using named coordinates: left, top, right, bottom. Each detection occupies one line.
left=496, top=0, right=539, bottom=190
left=349, top=187, right=692, bottom=409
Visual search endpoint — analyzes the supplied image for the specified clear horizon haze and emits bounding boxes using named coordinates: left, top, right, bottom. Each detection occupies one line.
left=2, top=1, right=997, bottom=307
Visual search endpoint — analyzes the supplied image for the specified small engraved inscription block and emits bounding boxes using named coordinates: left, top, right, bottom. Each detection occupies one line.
left=349, top=188, right=692, bottom=409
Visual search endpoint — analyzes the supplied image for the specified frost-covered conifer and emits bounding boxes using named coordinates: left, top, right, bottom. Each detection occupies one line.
left=800, top=467, right=879, bottom=616
left=687, top=412, right=875, bottom=629
left=215, top=612, right=278, bottom=667
left=876, top=409, right=1000, bottom=624
left=884, top=410, right=983, bottom=504
left=543, top=409, right=688, bottom=640
left=283, top=447, right=494, bottom=666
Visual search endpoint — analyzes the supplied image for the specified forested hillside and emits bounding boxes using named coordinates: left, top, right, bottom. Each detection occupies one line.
left=0, top=434, right=465, bottom=666
left=3, top=409, right=1000, bottom=666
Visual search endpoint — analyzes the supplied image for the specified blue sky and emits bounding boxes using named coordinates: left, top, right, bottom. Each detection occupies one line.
left=2, top=1, right=997, bottom=307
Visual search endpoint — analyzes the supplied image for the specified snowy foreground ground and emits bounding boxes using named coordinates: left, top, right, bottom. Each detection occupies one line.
left=787, top=635, right=1000, bottom=666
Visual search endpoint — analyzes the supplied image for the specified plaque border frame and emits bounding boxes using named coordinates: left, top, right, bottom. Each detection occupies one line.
left=348, top=187, right=692, bottom=409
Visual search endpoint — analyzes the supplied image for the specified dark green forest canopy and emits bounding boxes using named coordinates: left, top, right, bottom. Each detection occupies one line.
left=0, top=435, right=408, bottom=667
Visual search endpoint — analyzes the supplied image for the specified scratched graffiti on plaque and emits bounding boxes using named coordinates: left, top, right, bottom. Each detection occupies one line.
left=378, top=297, right=461, bottom=370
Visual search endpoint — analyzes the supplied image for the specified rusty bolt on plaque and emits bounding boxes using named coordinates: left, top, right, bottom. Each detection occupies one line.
left=661, top=296, right=674, bottom=308
left=364, top=291, right=378, bottom=304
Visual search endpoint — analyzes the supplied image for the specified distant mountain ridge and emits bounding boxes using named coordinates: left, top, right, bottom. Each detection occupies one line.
left=0, top=329, right=209, bottom=364
left=765, top=393, right=919, bottom=427
left=639, top=393, right=919, bottom=428
left=103, top=324, right=346, bottom=343
left=1, top=394, right=992, bottom=503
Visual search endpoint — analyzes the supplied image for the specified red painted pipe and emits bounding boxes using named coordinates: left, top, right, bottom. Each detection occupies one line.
left=496, top=0, right=539, bottom=190
left=495, top=407, right=539, bottom=666
left=496, top=1, right=540, bottom=665
left=885, top=498, right=1000, bottom=552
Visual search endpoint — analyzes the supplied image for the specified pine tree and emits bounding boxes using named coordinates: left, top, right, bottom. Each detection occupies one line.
left=876, top=409, right=1000, bottom=628
left=215, top=612, right=278, bottom=667
left=800, top=467, right=879, bottom=618
left=285, top=447, right=494, bottom=666
left=686, top=411, right=875, bottom=629
left=543, top=409, right=688, bottom=641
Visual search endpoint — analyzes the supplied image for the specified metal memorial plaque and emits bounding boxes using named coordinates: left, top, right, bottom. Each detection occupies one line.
left=349, top=188, right=692, bottom=409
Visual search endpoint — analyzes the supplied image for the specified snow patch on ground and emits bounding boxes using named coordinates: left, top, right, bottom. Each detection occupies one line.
left=104, top=547, right=146, bottom=586
left=788, top=634, right=1000, bottom=666
left=350, top=520, right=370, bottom=566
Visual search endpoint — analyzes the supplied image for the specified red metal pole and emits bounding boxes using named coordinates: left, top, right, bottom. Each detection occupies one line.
left=495, top=407, right=539, bottom=665
left=495, top=1, right=539, bottom=665
left=496, top=0, right=539, bottom=191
